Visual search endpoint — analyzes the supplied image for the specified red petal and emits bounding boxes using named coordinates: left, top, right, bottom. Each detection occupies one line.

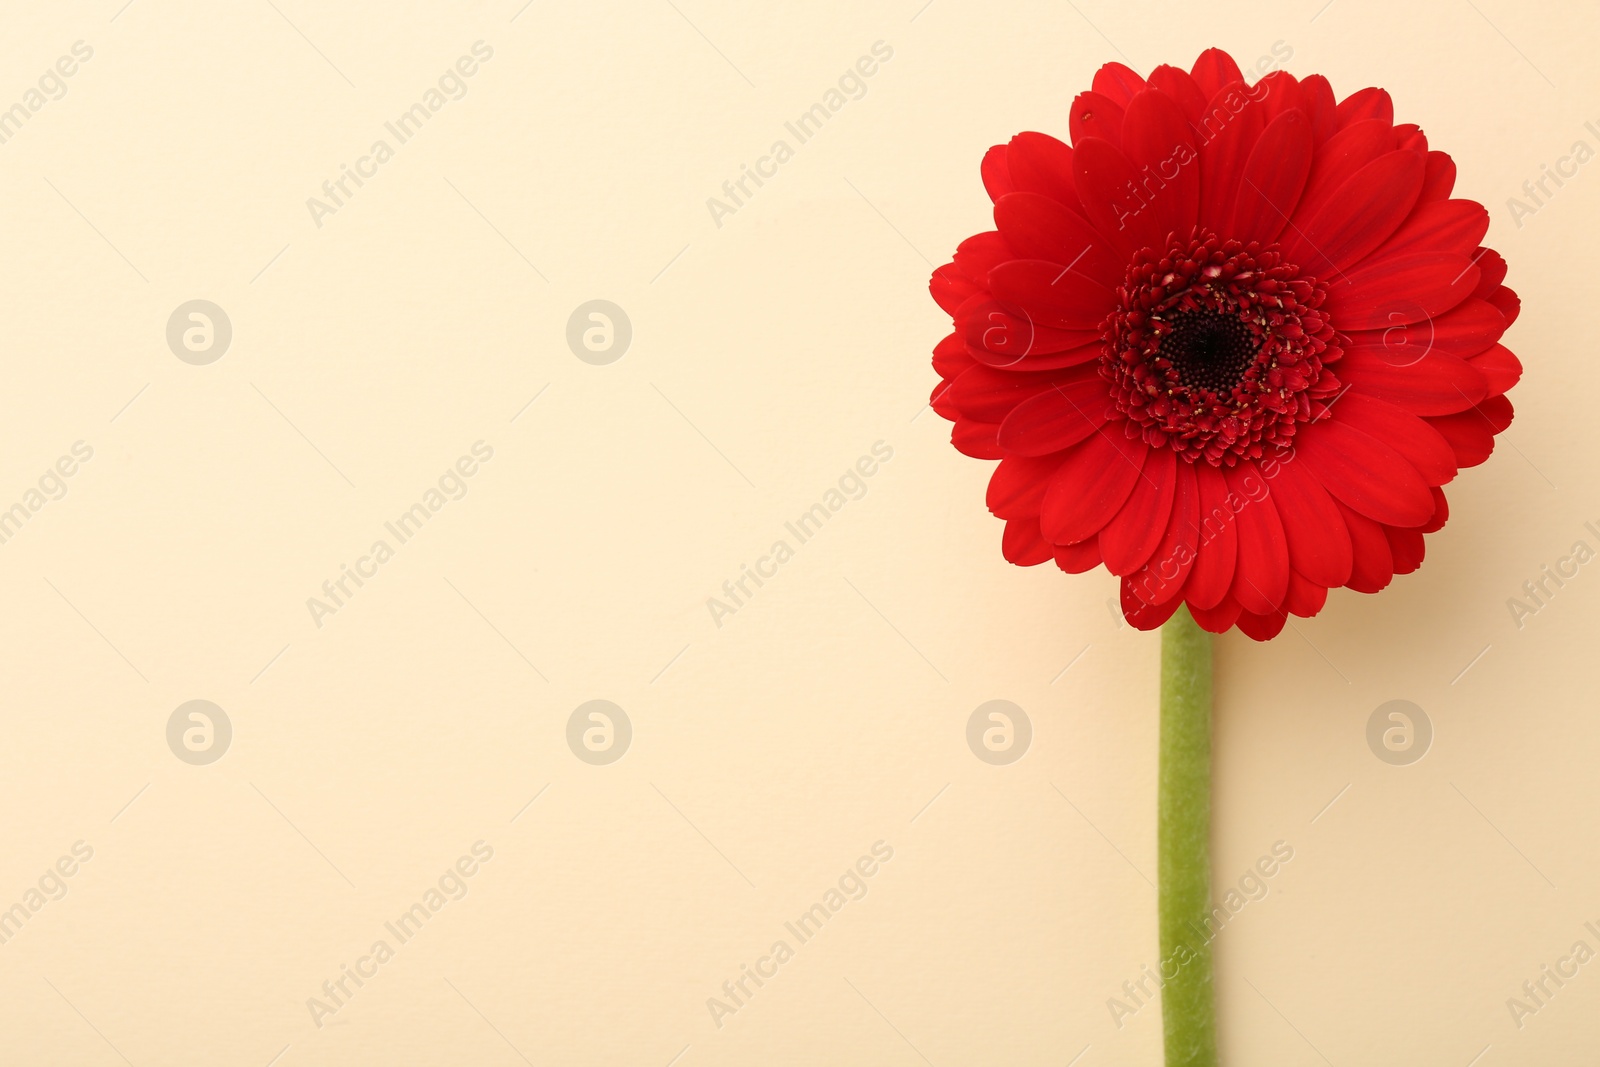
left=988, top=259, right=1118, bottom=330
left=1419, top=151, right=1457, bottom=202
left=1055, top=538, right=1102, bottom=573
left=1069, top=90, right=1127, bottom=149
left=986, top=453, right=1062, bottom=518
left=1092, top=61, right=1147, bottom=107
left=1291, top=119, right=1393, bottom=227
left=932, top=333, right=972, bottom=379
left=1322, top=251, right=1479, bottom=330
left=930, top=263, right=975, bottom=317
left=1470, top=344, right=1522, bottom=398
left=1472, top=248, right=1508, bottom=298
left=1293, top=418, right=1435, bottom=526
left=1420, top=486, right=1449, bottom=533
left=1424, top=413, right=1492, bottom=468
left=1229, top=108, right=1313, bottom=244
left=1188, top=596, right=1242, bottom=633
left=1285, top=569, right=1329, bottom=617
left=1300, top=74, right=1337, bottom=145
left=1146, top=64, right=1208, bottom=122
left=1195, top=81, right=1266, bottom=232
left=1185, top=462, right=1238, bottom=610
left=1068, top=137, right=1171, bottom=259
left=1428, top=297, right=1510, bottom=357
left=952, top=419, right=1002, bottom=459
left=1284, top=150, right=1425, bottom=276
left=1374, top=199, right=1490, bottom=259
left=1426, top=396, right=1513, bottom=468
left=1338, top=347, right=1487, bottom=416
left=1039, top=428, right=1149, bottom=544
left=1006, top=133, right=1084, bottom=215
left=1486, top=285, right=1520, bottom=327
left=1261, top=453, right=1353, bottom=588
left=1101, top=447, right=1178, bottom=575
left=993, top=192, right=1123, bottom=282
left=998, top=377, right=1117, bottom=455
left=1191, top=48, right=1244, bottom=98
left=1120, top=87, right=1201, bottom=240
left=1122, top=578, right=1184, bottom=630
left=981, top=144, right=1013, bottom=202
left=1337, top=500, right=1394, bottom=593
left=1127, top=460, right=1199, bottom=606
left=1002, top=515, right=1055, bottom=566
left=1072, top=136, right=1165, bottom=258
left=1236, top=608, right=1287, bottom=641
left=946, top=363, right=1062, bottom=422
left=1343, top=297, right=1505, bottom=364
left=1335, top=86, right=1394, bottom=128
left=967, top=339, right=1102, bottom=373
left=1394, top=123, right=1428, bottom=154
left=944, top=232, right=1010, bottom=291
left=957, top=293, right=1102, bottom=361
left=1385, top=525, right=1426, bottom=575
left=1255, top=71, right=1304, bottom=124
left=1226, top=461, right=1289, bottom=614
left=1333, top=392, right=1458, bottom=486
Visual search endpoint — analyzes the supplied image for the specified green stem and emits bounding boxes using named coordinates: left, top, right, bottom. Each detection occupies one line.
left=1159, top=605, right=1216, bottom=1067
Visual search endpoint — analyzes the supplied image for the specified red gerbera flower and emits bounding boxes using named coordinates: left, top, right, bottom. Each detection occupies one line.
left=929, top=47, right=1522, bottom=640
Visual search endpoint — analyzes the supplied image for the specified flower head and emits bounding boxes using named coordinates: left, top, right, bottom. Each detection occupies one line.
left=930, top=48, right=1521, bottom=639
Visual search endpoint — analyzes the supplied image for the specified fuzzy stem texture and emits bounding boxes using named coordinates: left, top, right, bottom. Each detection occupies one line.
left=1159, top=605, right=1216, bottom=1067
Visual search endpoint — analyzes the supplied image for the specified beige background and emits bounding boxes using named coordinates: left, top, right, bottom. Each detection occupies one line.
left=0, top=0, right=1593, bottom=1063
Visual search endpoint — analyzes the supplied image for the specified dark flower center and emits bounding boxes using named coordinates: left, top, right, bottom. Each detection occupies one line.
left=1160, top=308, right=1258, bottom=393
left=1100, top=231, right=1344, bottom=466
